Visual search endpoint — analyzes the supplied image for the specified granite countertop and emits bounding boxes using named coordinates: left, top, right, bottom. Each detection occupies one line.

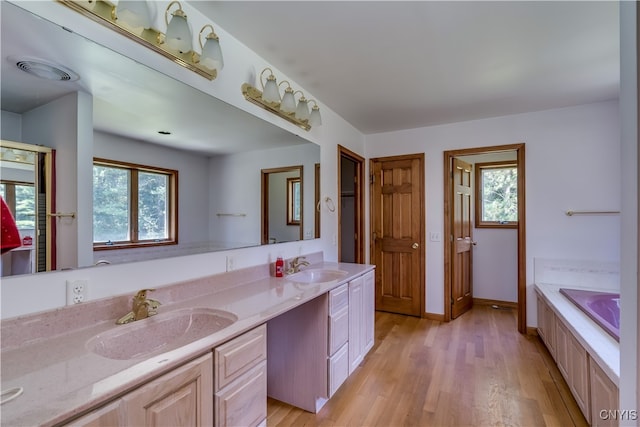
left=1, top=261, right=374, bottom=426
left=534, top=283, right=619, bottom=385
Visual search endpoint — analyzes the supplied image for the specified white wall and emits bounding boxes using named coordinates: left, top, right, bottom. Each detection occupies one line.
left=1, top=110, right=22, bottom=141
left=365, top=100, right=620, bottom=323
left=458, top=151, right=518, bottom=303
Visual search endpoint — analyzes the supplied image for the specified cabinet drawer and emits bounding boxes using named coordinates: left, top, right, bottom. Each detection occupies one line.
left=328, top=343, right=349, bottom=397
left=215, top=324, right=267, bottom=390
left=329, top=284, right=349, bottom=315
left=215, top=360, right=267, bottom=427
left=329, top=306, right=349, bottom=355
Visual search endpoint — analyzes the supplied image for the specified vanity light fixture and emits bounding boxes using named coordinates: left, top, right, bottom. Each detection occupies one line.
left=241, top=67, right=322, bottom=131
left=114, top=0, right=153, bottom=30
left=164, top=1, right=192, bottom=54
left=59, top=0, right=223, bottom=80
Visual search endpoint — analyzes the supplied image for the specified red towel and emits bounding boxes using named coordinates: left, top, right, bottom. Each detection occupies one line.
left=1, top=197, right=21, bottom=254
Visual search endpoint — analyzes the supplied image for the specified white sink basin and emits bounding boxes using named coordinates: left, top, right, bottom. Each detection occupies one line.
left=87, top=307, right=237, bottom=360
left=288, top=268, right=348, bottom=284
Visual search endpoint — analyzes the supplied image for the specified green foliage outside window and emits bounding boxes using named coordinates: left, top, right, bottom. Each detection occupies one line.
left=93, top=161, right=174, bottom=246
left=479, top=164, right=518, bottom=225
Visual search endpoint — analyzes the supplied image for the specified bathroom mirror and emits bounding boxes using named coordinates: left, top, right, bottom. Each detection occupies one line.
left=0, top=2, right=320, bottom=274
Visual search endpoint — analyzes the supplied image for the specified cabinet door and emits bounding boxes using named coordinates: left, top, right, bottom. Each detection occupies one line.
left=215, top=360, right=267, bottom=427
left=348, top=276, right=364, bottom=374
left=329, top=306, right=349, bottom=355
left=215, top=324, right=267, bottom=391
left=555, top=320, right=569, bottom=381
left=568, top=334, right=590, bottom=423
left=590, top=359, right=619, bottom=427
left=63, top=400, right=124, bottom=427
left=538, top=295, right=556, bottom=359
left=328, top=343, right=349, bottom=397
left=363, top=271, right=375, bottom=353
left=122, top=353, right=213, bottom=427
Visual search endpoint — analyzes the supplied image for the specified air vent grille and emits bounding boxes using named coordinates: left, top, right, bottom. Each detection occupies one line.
left=13, top=59, right=79, bottom=81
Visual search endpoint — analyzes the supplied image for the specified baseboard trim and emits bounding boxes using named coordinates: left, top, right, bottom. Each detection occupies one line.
left=473, top=298, right=518, bottom=309
left=423, top=312, right=445, bottom=321
left=526, top=327, right=539, bottom=336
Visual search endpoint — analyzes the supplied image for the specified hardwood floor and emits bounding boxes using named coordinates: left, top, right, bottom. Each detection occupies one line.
left=267, top=305, right=588, bottom=426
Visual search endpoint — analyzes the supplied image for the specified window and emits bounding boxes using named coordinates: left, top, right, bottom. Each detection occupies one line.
left=475, top=161, right=518, bottom=228
left=0, top=181, right=36, bottom=229
left=93, top=158, right=178, bottom=249
left=287, top=177, right=301, bottom=225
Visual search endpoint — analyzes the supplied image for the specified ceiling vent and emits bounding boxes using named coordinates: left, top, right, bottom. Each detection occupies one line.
left=11, top=57, right=79, bottom=81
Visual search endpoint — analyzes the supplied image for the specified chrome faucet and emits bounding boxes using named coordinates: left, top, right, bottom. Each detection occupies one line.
left=116, top=288, right=162, bottom=325
left=287, top=256, right=310, bottom=274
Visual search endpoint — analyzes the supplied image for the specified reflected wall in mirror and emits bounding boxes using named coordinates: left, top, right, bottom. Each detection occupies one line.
left=0, top=140, right=55, bottom=275
left=0, top=2, right=320, bottom=274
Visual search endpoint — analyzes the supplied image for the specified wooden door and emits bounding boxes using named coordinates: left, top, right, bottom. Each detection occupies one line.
left=451, top=158, right=473, bottom=318
left=370, top=154, right=424, bottom=316
left=338, top=145, right=365, bottom=264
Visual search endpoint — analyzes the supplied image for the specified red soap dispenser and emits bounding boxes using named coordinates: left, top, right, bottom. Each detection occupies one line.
left=275, top=256, right=284, bottom=277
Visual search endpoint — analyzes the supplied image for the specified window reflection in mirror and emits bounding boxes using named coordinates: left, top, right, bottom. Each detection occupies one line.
left=287, top=177, right=301, bottom=225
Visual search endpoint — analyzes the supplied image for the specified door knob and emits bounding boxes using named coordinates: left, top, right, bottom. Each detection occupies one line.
left=412, top=242, right=419, bottom=249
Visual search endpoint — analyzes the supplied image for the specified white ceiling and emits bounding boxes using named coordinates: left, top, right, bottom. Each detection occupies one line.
left=193, top=1, right=620, bottom=134
left=1, top=1, right=620, bottom=147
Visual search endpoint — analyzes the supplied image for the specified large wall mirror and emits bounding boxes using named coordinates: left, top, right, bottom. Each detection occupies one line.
left=0, top=2, right=320, bottom=276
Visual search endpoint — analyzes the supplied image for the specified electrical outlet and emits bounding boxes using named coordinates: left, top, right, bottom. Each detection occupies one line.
left=66, top=280, right=88, bottom=305
left=226, top=256, right=235, bottom=272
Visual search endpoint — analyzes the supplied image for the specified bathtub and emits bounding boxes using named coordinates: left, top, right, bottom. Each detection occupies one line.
left=559, top=288, right=620, bottom=342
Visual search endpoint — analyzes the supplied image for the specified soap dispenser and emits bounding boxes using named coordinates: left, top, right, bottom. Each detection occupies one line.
left=275, top=255, right=284, bottom=277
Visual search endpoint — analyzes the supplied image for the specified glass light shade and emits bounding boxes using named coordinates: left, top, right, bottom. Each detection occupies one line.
left=262, top=76, right=281, bottom=103
left=309, top=106, right=322, bottom=127
left=200, top=36, right=224, bottom=71
left=295, top=99, right=310, bottom=121
left=280, top=88, right=296, bottom=113
left=116, top=1, right=153, bottom=29
left=165, top=11, right=192, bottom=53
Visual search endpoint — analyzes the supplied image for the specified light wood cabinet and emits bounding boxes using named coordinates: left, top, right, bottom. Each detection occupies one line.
left=214, top=361, right=267, bottom=427
left=555, top=318, right=569, bottom=379
left=537, top=293, right=556, bottom=359
left=65, top=354, right=213, bottom=427
left=122, top=353, right=213, bottom=426
left=537, top=290, right=622, bottom=426
left=363, top=271, right=375, bottom=353
left=567, top=332, right=590, bottom=421
left=214, top=324, right=267, bottom=427
left=349, top=271, right=375, bottom=375
left=590, top=358, right=619, bottom=427
left=348, top=275, right=364, bottom=374
left=328, top=283, right=349, bottom=396
left=554, top=317, right=590, bottom=422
